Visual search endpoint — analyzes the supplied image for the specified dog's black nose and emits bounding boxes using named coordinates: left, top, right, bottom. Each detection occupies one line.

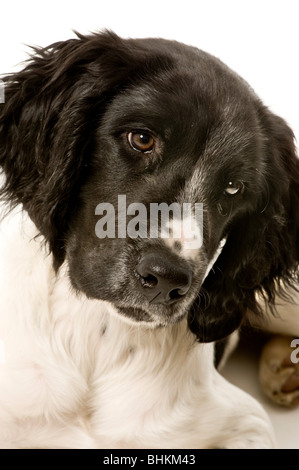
left=136, top=254, right=192, bottom=305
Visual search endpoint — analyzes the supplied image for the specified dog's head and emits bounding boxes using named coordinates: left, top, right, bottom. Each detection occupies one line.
left=1, top=31, right=298, bottom=341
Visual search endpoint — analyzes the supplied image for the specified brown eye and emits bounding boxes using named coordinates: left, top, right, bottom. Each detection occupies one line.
left=128, top=131, right=155, bottom=153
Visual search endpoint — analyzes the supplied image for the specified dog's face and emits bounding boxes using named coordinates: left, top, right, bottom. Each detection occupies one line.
left=1, top=33, right=299, bottom=341
left=66, top=54, right=266, bottom=327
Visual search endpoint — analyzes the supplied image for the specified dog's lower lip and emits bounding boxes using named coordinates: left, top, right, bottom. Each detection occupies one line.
left=116, top=305, right=154, bottom=323
left=115, top=304, right=187, bottom=325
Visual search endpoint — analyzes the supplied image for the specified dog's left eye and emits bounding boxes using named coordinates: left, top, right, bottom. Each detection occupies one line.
left=127, top=131, right=155, bottom=153
left=224, top=181, right=244, bottom=197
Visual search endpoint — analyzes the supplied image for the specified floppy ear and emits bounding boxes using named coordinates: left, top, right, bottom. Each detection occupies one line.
left=0, top=31, right=172, bottom=269
left=188, top=108, right=299, bottom=342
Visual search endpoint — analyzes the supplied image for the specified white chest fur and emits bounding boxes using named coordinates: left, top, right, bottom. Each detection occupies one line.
left=0, top=209, right=275, bottom=449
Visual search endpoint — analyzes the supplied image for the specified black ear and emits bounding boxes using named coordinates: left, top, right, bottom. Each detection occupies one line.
left=0, top=31, right=172, bottom=268
left=188, top=108, right=299, bottom=342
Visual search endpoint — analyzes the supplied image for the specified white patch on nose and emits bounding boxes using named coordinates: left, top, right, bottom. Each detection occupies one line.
left=161, top=204, right=203, bottom=260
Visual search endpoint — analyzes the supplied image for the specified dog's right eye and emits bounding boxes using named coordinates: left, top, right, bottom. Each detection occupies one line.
left=127, top=131, right=155, bottom=153
left=224, top=181, right=244, bottom=197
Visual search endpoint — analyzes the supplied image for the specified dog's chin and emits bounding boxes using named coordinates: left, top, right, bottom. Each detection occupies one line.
left=114, top=305, right=187, bottom=328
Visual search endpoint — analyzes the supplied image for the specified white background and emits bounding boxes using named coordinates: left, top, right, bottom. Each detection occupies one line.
left=1, top=0, right=298, bottom=141
left=1, top=0, right=299, bottom=448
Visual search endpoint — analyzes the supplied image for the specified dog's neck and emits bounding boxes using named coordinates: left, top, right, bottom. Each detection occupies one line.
left=48, top=261, right=213, bottom=381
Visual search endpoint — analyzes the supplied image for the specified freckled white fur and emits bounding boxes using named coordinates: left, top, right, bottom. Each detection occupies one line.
left=162, top=211, right=203, bottom=260
left=0, top=207, right=276, bottom=448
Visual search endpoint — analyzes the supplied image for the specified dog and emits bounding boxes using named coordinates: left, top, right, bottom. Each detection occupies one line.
left=0, top=31, right=298, bottom=449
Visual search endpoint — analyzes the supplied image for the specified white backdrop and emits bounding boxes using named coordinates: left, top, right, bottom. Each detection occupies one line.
left=0, top=0, right=298, bottom=138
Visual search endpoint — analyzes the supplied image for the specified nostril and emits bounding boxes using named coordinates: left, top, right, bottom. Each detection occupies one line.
left=140, top=273, right=158, bottom=288
left=136, top=261, right=159, bottom=287
left=169, top=288, right=183, bottom=301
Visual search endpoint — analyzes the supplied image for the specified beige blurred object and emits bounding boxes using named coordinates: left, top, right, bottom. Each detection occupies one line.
left=259, top=336, right=299, bottom=407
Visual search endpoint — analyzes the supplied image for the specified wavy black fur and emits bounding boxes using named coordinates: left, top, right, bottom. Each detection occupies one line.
left=189, top=107, right=299, bottom=342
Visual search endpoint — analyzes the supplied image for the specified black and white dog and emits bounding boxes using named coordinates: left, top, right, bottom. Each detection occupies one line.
left=0, top=31, right=298, bottom=448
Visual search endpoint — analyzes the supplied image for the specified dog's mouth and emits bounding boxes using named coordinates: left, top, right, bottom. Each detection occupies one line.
left=115, top=304, right=187, bottom=326
left=116, top=305, right=153, bottom=323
